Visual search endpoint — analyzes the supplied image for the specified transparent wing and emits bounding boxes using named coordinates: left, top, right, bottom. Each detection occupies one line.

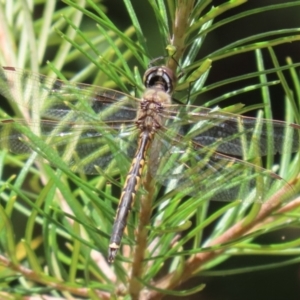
left=161, top=105, right=300, bottom=156
left=0, top=67, right=139, bottom=123
left=150, top=105, right=300, bottom=203
left=0, top=67, right=140, bottom=176
left=1, top=67, right=299, bottom=203
left=152, top=130, right=283, bottom=203
left=0, top=118, right=139, bottom=175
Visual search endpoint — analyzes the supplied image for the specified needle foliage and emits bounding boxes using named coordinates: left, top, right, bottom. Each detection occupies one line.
left=0, top=0, right=300, bottom=299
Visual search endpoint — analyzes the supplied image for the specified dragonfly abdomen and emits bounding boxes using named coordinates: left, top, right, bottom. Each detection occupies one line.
left=108, top=130, right=153, bottom=262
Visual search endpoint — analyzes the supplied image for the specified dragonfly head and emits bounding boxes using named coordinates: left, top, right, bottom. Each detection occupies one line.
left=143, top=66, right=176, bottom=94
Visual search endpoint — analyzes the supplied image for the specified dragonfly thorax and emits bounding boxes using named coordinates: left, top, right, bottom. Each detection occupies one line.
left=135, top=66, right=174, bottom=131
left=136, top=87, right=171, bottom=132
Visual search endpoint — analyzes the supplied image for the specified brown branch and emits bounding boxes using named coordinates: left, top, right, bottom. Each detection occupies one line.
left=168, top=0, right=195, bottom=73
left=0, top=254, right=110, bottom=299
left=129, top=171, right=156, bottom=299
left=147, top=175, right=300, bottom=299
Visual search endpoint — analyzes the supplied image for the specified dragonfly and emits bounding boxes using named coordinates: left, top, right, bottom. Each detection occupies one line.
left=0, top=65, right=299, bottom=262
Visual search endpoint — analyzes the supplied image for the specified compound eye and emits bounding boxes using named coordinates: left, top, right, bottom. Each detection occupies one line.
left=143, top=66, right=176, bottom=93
